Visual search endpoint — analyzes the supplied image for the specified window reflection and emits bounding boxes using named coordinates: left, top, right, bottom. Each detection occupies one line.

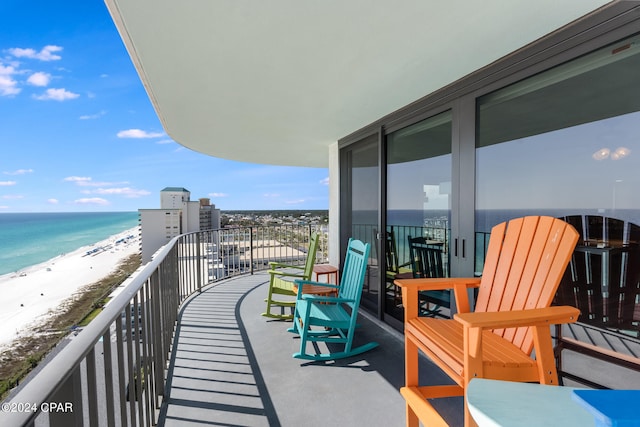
left=386, top=111, right=452, bottom=320
left=477, top=34, right=640, bottom=232
left=476, top=34, right=640, bottom=337
left=344, top=134, right=379, bottom=312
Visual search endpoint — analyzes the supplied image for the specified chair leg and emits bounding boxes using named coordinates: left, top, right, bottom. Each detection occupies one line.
left=533, top=325, right=560, bottom=385
left=405, top=335, right=419, bottom=427
left=405, top=334, right=419, bottom=387
left=263, top=284, right=295, bottom=319
left=286, top=308, right=302, bottom=334
left=263, top=285, right=274, bottom=317
left=407, top=403, right=419, bottom=427
left=292, top=312, right=310, bottom=358
left=464, top=406, right=479, bottom=427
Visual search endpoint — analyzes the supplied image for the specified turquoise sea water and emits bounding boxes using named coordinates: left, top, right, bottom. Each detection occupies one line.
left=0, top=212, right=139, bottom=276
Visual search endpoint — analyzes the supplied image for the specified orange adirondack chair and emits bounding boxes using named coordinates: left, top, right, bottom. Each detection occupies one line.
left=395, top=216, right=580, bottom=427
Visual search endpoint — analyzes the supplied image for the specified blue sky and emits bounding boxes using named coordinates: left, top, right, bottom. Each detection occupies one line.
left=0, top=1, right=329, bottom=213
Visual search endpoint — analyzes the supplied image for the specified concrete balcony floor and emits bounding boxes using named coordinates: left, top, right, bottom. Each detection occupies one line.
left=158, top=272, right=463, bottom=427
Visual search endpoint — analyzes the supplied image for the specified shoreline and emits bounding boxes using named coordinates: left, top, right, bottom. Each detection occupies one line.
left=0, top=227, right=140, bottom=350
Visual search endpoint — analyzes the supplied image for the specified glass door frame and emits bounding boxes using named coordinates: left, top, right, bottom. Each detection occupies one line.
left=339, top=128, right=384, bottom=316
left=340, top=102, right=478, bottom=328
left=382, top=101, right=476, bottom=326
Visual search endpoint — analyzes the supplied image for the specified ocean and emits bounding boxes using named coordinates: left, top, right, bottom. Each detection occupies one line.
left=0, top=212, right=139, bottom=276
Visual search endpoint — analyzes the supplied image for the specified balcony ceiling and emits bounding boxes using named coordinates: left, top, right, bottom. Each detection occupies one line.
left=104, top=0, right=610, bottom=168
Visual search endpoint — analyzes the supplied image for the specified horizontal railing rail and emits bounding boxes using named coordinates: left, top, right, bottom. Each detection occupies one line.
left=0, top=224, right=326, bottom=427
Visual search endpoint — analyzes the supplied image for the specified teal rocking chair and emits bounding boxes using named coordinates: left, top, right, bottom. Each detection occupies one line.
left=262, top=232, right=320, bottom=320
left=287, top=238, right=378, bottom=360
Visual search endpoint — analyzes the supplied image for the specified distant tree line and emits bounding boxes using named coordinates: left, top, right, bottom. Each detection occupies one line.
left=220, top=210, right=328, bottom=227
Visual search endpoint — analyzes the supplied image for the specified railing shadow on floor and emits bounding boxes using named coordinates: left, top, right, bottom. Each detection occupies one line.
left=158, top=276, right=282, bottom=427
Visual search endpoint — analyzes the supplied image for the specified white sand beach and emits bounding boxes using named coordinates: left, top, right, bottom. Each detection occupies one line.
left=0, top=227, right=140, bottom=350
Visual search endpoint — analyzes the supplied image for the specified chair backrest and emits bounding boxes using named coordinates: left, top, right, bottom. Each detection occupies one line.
left=338, top=238, right=371, bottom=309
left=564, top=215, right=584, bottom=242
left=302, top=232, right=320, bottom=280
left=407, top=236, right=445, bottom=278
left=476, top=216, right=579, bottom=355
left=586, top=215, right=604, bottom=242
left=585, top=215, right=625, bottom=243
left=555, top=215, right=640, bottom=336
left=385, top=230, right=400, bottom=274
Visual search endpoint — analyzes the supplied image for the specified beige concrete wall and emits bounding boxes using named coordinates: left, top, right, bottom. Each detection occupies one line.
left=328, top=141, right=340, bottom=268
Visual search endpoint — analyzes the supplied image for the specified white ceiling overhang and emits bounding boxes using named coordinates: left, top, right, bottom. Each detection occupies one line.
left=104, top=0, right=611, bottom=168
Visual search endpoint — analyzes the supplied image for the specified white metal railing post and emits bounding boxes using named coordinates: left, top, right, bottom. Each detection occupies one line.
left=196, top=232, right=202, bottom=293
left=250, top=227, right=255, bottom=275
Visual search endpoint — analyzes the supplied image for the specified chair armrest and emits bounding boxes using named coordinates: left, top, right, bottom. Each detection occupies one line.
left=457, top=306, right=581, bottom=379
left=396, top=277, right=481, bottom=318
left=301, top=294, right=352, bottom=304
left=454, top=306, right=580, bottom=329
left=394, top=277, right=481, bottom=291
left=294, top=279, right=340, bottom=290
left=269, top=261, right=304, bottom=270
left=268, top=270, right=306, bottom=279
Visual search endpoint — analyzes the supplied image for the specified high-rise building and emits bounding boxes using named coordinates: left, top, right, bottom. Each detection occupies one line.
left=139, top=187, right=221, bottom=263
left=160, top=187, right=191, bottom=209
left=199, top=198, right=221, bottom=231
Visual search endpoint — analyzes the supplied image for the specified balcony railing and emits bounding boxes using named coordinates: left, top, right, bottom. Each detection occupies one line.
left=0, top=225, right=326, bottom=427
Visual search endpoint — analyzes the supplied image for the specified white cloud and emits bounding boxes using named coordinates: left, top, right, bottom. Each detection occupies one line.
left=0, top=205, right=8, bottom=210
left=2, top=195, right=24, bottom=200
left=156, top=139, right=174, bottom=144
left=285, top=199, right=306, bottom=205
left=27, top=72, right=51, bottom=87
left=47, top=198, right=59, bottom=204
left=4, top=169, right=33, bottom=175
left=64, top=177, right=130, bottom=188
left=91, top=187, right=151, bottom=198
left=8, top=45, right=63, bottom=61
left=79, top=111, right=106, bottom=120
left=263, top=193, right=280, bottom=198
left=320, top=177, right=329, bottom=185
left=117, top=129, right=165, bottom=139
left=33, top=88, right=79, bottom=101
left=0, top=65, right=20, bottom=96
left=74, top=197, right=110, bottom=206
left=0, top=181, right=17, bottom=186
left=209, top=192, right=229, bottom=198
left=64, top=176, right=92, bottom=183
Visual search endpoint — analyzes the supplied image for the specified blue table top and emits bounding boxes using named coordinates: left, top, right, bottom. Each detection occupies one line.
left=572, top=390, right=640, bottom=427
left=467, top=379, right=595, bottom=427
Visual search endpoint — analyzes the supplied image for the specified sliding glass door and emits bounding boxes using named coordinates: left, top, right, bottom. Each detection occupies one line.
left=385, top=111, right=453, bottom=322
left=341, top=133, right=380, bottom=313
